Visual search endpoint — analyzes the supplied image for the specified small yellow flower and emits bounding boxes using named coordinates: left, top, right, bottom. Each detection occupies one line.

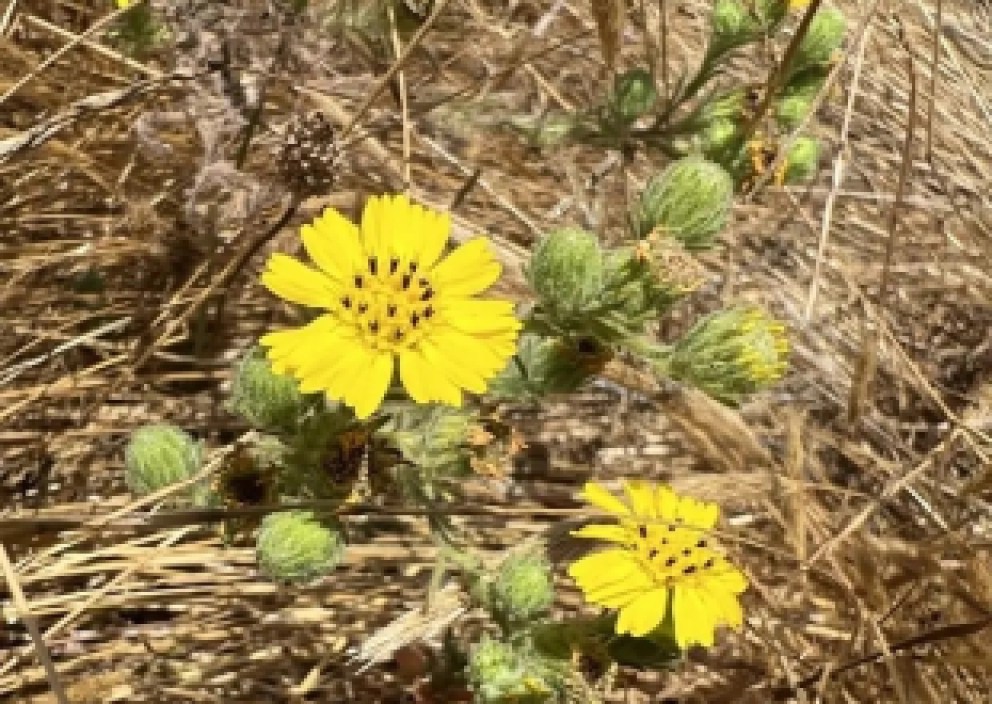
left=260, top=195, right=521, bottom=419
left=568, top=480, right=747, bottom=648
left=789, top=0, right=811, bottom=10
left=116, top=0, right=133, bottom=8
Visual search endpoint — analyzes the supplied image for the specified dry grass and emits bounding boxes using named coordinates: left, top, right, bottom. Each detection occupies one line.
left=2, top=0, right=992, bottom=701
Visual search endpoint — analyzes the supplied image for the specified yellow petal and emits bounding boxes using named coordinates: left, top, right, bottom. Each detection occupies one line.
left=580, top=482, right=630, bottom=517
left=672, top=587, right=716, bottom=648
left=437, top=298, right=522, bottom=335
left=623, top=479, right=657, bottom=519
left=303, top=207, right=363, bottom=280
left=569, top=550, right=653, bottom=609
left=616, top=587, right=669, bottom=637
left=261, top=316, right=339, bottom=373
left=430, top=238, right=501, bottom=297
left=346, top=350, right=393, bottom=419
left=261, top=254, right=337, bottom=308
left=570, top=523, right=631, bottom=544
left=414, top=206, right=450, bottom=269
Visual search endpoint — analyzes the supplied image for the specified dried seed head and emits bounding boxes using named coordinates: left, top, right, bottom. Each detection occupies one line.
left=278, top=111, right=339, bottom=195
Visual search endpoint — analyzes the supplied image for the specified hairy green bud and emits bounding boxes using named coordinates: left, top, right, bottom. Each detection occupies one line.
left=662, top=307, right=789, bottom=404
left=611, top=68, right=658, bottom=123
left=775, top=69, right=827, bottom=129
left=468, top=637, right=566, bottom=704
left=384, top=404, right=475, bottom=471
left=791, top=7, right=846, bottom=76
left=528, top=227, right=605, bottom=317
left=124, top=424, right=202, bottom=497
left=782, top=136, right=821, bottom=183
left=479, top=549, right=554, bottom=626
left=637, top=157, right=734, bottom=249
left=256, top=511, right=344, bottom=583
left=229, top=348, right=306, bottom=433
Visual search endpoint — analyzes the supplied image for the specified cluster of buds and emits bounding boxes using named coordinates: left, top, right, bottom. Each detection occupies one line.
left=467, top=636, right=567, bottom=704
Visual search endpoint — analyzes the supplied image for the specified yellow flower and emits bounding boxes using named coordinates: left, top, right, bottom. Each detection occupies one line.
left=568, top=480, right=747, bottom=648
left=116, top=0, right=133, bottom=7
left=260, top=195, right=521, bottom=419
left=790, top=0, right=811, bottom=9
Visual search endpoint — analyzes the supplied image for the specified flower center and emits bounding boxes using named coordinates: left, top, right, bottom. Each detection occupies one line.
left=337, top=255, right=437, bottom=351
left=632, top=521, right=728, bottom=586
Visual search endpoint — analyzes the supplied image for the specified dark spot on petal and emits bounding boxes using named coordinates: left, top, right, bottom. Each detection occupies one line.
left=409, top=261, right=418, bottom=273
left=418, top=277, right=429, bottom=288
left=696, top=539, right=707, bottom=549
left=703, top=558, right=715, bottom=569
left=387, top=304, right=397, bottom=317
left=393, top=329, right=404, bottom=341
left=423, top=305, right=434, bottom=318
left=411, top=313, right=421, bottom=327
left=389, top=257, right=399, bottom=274
left=683, top=565, right=697, bottom=575
left=354, top=275, right=364, bottom=289
left=369, top=320, right=380, bottom=334
left=665, top=557, right=677, bottom=568
left=638, top=525, right=647, bottom=539
left=420, top=288, right=434, bottom=302
left=401, top=274, right=412, bottom=290
left=682, top=548, right=692, bottom=557
left=661, top=537, right=669, bottom=545
left=341, top=296, right=352, bottom=309
left=357, top=303, right=368, bottom=314
left=648, top=548, right=658, bottom=559
left=368, top=257, right=378, bottom=275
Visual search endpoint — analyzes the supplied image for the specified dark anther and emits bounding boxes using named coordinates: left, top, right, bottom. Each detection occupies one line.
left=341, top=296, right=352, bottom=309
left=369, top=320, right=380, bottom=334
left=703, top=558, right=715, bottom=569
left=393, top=329, right=404, bottom=341
left=418, top=277, right=430, bottom=288
left=387, top=304, right=397, bottom=317
left=696, top=539, right=707, bottom=548
left=368, top=257, right=378, bottom=275
left=357, top=303, right=368, bottom=314
left=661, top=537, right=669, bottom=545
left=401, top=274, right=412, bottom=290
left=667, top=525, right=676, bottom=532
left=683, top=565, right=697, bottom=575
left=648, top=548, right=658, bottom=559
left=638, top=525, right=647, bottom=539
left=389, top=257, right=399, bottom=274
left=423, top=305, right=434, bottom=318
left=420, top=288, right=434, bottom=302
left=354, top=274, right=364, bottom=288
left=409, top=262, right=418, bottom=273
left=682, top=548, right=692, bottom=557
left=664, top=557, right=677, bottom=568
left=411, top=313, right=421, bottom=327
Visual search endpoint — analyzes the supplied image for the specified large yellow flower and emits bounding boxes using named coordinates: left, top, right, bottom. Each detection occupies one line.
left=568, top=480, right=747, bottom=648
left=260, top=195, right=521, bottom=419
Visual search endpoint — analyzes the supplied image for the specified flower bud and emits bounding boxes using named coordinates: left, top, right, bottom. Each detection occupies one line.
left=480, top=548, right=554, bottom=626
left=527, top=227, right=605, bottom=317
left=384, top=404, right=475, bottom=471
left=781, top=136, right=821, bottom=183
left=468, top=637, right=565, bottom=704
left=775, top=70, right=826, bottom=130
left=701, top=118, right=743, bottom=159
left=124, top=424, right=202, bottom=497
left=637, top=157, right=734, bottom=249
left=611, top=68, right=658, bottom=122
left=698, top=89, right=745, bottom=124
left=791, top=7, right=846, bottom=76
left=663, top=307, right=789, bottom=404
left=711, top=0, right=758, bottom=49
left=229, top=348, right=306, bottom=433
left=256, top=511, right=345, bottom=583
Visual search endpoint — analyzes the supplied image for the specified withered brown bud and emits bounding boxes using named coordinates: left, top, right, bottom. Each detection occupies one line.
left=278, top=111, right=339, bottom=195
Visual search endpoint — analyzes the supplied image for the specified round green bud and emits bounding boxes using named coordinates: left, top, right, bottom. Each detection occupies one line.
left=612, top=68, right=658, bottom=122
left=791, top=7, right=846, bottom=76
left=701, top=118, right=743, bottom=158
left=782, top=136, right=821, bottom=183
left=527, top=227, right=605, bottom=317
left=256, top=511, right=345, bottom=583
left=637, top=157, right=734, bottom=249
left=711, top=0, right=757, bottom=48
left=229, top=348, right=306, bottom=433
left=775, top=69, right=827, bottom=130
left=698, top=89, right=745, bottom=124
left=467, top=637, right=563, bottom=704
left=124, top=424, right=202, bottom=497
left=483, top=550, right=554, bottom=625
left=664, top=306, right=789, bottom=404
